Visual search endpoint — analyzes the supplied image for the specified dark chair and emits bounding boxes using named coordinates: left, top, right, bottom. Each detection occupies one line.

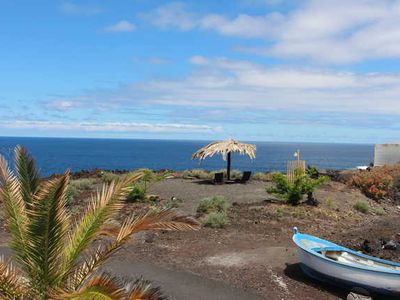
left=236, top=171, right=251, bottom=183
left=213, top=172, right=224, bottom=184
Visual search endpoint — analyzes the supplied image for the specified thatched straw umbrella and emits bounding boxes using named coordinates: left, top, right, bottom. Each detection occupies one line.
left=192, top=139, right=256, bottom=180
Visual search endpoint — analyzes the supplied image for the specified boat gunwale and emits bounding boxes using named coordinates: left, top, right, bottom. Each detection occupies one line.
left=293, top=232, right=400, bottom=275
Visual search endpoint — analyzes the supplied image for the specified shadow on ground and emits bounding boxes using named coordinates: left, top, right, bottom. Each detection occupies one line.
left=284, top=263, right=399, bottom=300
left=285, top=263, right=351, bottom=299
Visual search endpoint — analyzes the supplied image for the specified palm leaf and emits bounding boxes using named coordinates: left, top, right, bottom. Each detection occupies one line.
left=26, top=171, right=70, bottom=292
left=62, top=172, right=143, bottom=278
left=0, top=256, right=28, bottom=299
left=14, top=145, right=40, bottom=205
left=54, top=272, right=125, bottom=300
left=127, top=278, right=166, bottom=300
left=0, top=156, right=30, bottom=271
left=117, top=209, right=200, bottom=238
left=68, top=209, right=198, bottom=289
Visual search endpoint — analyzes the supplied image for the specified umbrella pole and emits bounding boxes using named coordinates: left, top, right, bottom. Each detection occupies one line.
left=227, top=152, right=231, bottom=180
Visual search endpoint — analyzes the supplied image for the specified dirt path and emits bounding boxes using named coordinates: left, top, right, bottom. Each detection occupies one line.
left=0, top=245, right=264, bottom=300
left=104, top=248, right=265, bottom=300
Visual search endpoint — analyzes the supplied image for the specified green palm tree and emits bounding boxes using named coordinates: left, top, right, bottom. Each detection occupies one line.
left=0, top=146, right=199, bottom=299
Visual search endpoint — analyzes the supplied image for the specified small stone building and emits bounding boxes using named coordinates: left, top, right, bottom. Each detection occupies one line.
left=374, top=143, right=400, bottom=166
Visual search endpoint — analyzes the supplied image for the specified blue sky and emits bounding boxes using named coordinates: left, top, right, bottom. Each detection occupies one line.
left=1, top=0, right=400, bottom=143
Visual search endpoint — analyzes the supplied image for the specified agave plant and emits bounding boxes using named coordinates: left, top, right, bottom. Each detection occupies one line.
left=0, top=146, right=199, bottom=299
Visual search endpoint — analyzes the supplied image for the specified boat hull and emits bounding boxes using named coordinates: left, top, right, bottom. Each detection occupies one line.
left=297, top=243, right=400, bottom=294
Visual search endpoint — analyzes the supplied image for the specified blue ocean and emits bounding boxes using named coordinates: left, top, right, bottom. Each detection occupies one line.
left=0, top=137, right=374, bottom=176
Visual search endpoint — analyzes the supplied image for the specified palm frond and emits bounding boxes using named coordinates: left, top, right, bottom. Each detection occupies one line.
left=0, top=156, right=30, bottom=270
left=54, top=272, right=125, bottom=300
left=117, top=209, right=200, bottom=239
left=68, top=209, right=198, bottom=289
left=127, top=278, right=166, bottom=300
left=14, top=145, right=40, bottom=205
left=26, top=171, right=70, bottom=292
left=0, top=256, right=28, bottom=299
left=62, top=172, right=143, bottom=277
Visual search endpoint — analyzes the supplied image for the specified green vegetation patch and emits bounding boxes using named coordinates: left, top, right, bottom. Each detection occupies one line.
left=197, top=196, right=230, bottom=214
left=182, top=169, right=212, bottom=179
left=267, top=169, right=329, bottom=206
left=201, top=212, right=228, bottom=228
left=197, top=196, right=230, bottom=228
left=353, top=201, right=369, bottom=214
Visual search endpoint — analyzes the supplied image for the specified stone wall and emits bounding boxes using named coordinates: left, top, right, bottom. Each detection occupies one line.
left=374, top=143, right=400, bottom=166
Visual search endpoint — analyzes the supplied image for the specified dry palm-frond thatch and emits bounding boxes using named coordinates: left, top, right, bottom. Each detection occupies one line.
left=192, top=139, right=256, bottom=161
left=192, top=139, right=256, bottom=180
left=0, top=146, right=200, bottom=299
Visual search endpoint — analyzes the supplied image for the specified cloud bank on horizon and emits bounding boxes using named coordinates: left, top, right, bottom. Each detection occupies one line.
left=1, top=0, right=400, bottom=143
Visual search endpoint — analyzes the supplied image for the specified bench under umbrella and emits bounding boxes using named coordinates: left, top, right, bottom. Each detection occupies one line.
left=192, top=139, right=256, bottom=180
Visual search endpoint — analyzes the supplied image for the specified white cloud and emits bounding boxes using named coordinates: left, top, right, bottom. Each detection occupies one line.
left=46, top=100, right=80, bottom=111
left=48, top=56, right=400, bottom=115
left=200, top=13, right=284, bottom=38
left=143, top=2, right=197, bottom=31
left=60, top=2, right=103, bottom=15
left=105, top=20, right=136, bottom=32
left=146, top=0, right=400, bottom=63
left=189, top=55, right=209, bottom=65
left=2, top=120, right=219, bottom=134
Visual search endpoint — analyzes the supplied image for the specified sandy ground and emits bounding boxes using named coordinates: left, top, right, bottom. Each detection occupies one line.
left=142, top=178, right=400, bottom=300
left=1, top=177, right=400, bottom=300
left=148, top=178, right=271, bottom=214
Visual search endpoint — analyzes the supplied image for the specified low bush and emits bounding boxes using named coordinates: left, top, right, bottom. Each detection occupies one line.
left=66, top=185, right=76, bottom=205
left=325, top=197, right=335, bottom=209
left=201, top=212, right=228, bottom=228
left=275, top=207, right=285, bottom=218
left=182, top=169, right=243, bottom=180
left=252, top=172, right=273, bottom=181
left=374, top=207, right=386, bottom=216
left=353, top=201, right=369, bottom=214
left=306, top=165, right=320, bottom=179
left=101, top=171, right=125, bottom=183
left=267, top=170, right=329, bottom=205
left=69, top=178, right=96, bottom=191
left=66, top=178, right=98, bottom=205
left=127, top=169, right=169, bottom=202
left=126, top=184, right=146, bottom=202
left=349, top=168, right=393, bottom=200
left=197, top=196, right=230, bottom=214
left=182, top=169, right=212, bottom=179
left=164, top=196, right=183, bottom=209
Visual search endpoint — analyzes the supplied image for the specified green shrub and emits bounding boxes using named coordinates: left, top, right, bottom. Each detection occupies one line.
left=201, top=212, right=228, bottom=228
left=125, top=169, right=169, bottom=203
left=164, top=197, right=183, bottom=209
left=66, top=185, right=76, bottom=205
left=197, top=196, right=230, bottom=214
left=374, top=207, right=386, bottom=216
left=353, top=201, right=369, bottom=214
left=126, top=184, right=146, bottom=202
left=69, top=178, right=96, bottom=191
left=139, top=168, right=169, bottom=191
left=325, top=197, right=335, bottom=209
left=101, top=171, right=124, bottom=183
left=306, top=165, right=320, bottom=179
left=182, top=169, right=212, bottom=179
left=252, top=172, right=272, bottom=181
left=267, top=170, right=329, bottom=205
left=275, top=207, right=285, bottom=218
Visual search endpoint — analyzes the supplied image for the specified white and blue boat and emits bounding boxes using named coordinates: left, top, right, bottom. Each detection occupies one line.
left=292, top=227, right=400, bottom=295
